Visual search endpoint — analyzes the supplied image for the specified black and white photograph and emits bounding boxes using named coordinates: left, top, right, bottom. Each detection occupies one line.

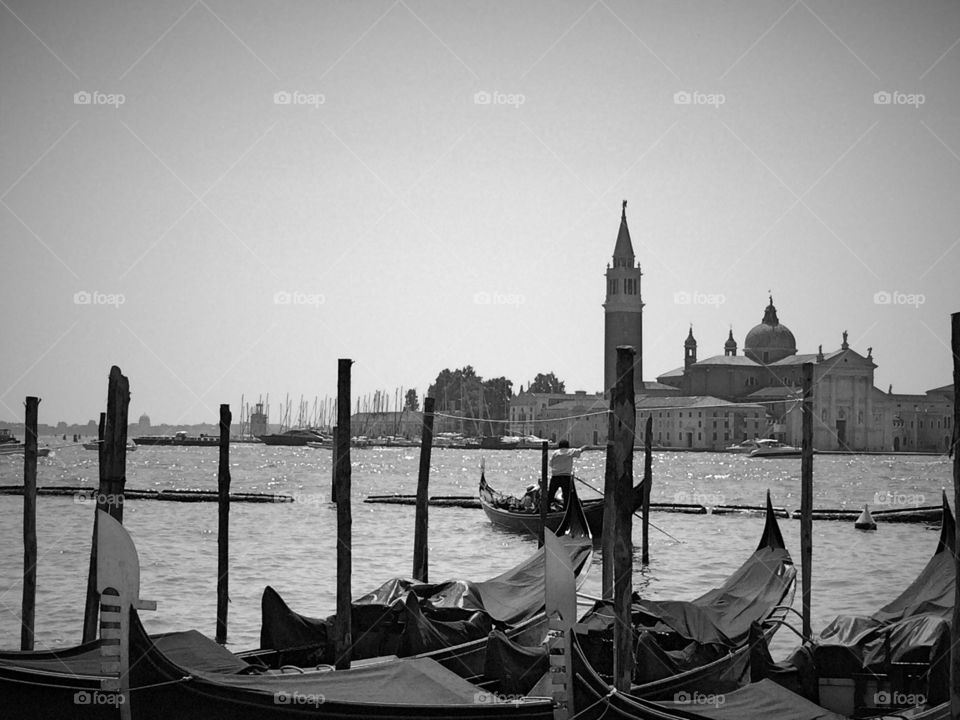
left=0, top=1, right=958, bottom=718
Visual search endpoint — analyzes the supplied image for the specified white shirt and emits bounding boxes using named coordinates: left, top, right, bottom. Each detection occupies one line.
left=550, top=447, right=583, bottom=476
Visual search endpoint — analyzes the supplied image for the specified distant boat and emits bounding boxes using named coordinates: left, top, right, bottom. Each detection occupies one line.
left=748, top=439, right=803, bottom=457
left=259, top=428, right=325, bottom=446
left=133, top=431, right=219, bottom=447
left=725, top=438, right=764, bottom=453
left=0, top=444, right=50, bottom=457
left=479, top=435, right=520, bottom=450
left=82, top=440, right=138, bottom=452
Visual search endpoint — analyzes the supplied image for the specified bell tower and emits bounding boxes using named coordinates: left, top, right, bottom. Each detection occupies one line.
left=603, top=201, right=644, bottom=395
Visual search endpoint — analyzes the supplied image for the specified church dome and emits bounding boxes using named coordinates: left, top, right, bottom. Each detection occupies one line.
left=743, top=297, right=796, bottom=364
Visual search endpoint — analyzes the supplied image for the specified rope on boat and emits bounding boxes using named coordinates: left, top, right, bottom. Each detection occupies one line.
left=567, top=686, right=617, bottom=719
left=573, top=477, right=684, bottom=545
left=0, top=673, right=191, bottom=692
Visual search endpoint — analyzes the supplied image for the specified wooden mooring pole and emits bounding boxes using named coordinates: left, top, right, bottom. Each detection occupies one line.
left=641, top=415, right=652, bottom=565
left=216, top=404, right=231, bottom=645
left=801, top=362, right=814, bottom=639
left=603, top=346, right=636, bottom=692
left=21, top=396, right=39, bottom=650
left=539, top=441, right=548, bottom=548
left=334, top=360, right=353, bottom=670
left=330, top=425, right=338, bottom=504
left=412, top=397, right=435, bottom=581
left=949, top=312, right=960, bottom=719
left=82, top=368, right=129, bottom=643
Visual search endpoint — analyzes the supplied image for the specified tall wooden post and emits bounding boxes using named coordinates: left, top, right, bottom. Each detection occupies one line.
left=641, top=416, right=652, bottom=565
left=539, top=441, right=549, bottom=547
left=334, top=360, right=353, bottom=669
left=413, top=398, right=435, bottom=581
left=216, top=404, right=231, bottom=645
left=330, top=425, right=338, bottom=504
left=801, top=362, right=814, bottom=639
left=603, top=346, right=636, bottom=692
left=949, top=312, right=960, bottom=719
left=21, top=396, right=39, bottom=650
left=82, top=368, right=129, bottom=642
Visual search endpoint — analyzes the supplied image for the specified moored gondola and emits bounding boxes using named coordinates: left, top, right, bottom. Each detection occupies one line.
left=252, top=489, right=593, bottom=675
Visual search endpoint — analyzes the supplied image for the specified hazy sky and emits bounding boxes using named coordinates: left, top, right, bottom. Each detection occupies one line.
left=2, top=0, right=958, bottom=425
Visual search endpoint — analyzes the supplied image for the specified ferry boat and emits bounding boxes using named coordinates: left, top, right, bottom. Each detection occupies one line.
left=133, top=431, right=220, bottom=447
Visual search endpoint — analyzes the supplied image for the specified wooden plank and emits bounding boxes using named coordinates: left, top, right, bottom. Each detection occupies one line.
left=412, top=397, right=435, bottom=581
left=801, top=362, right=814, bottom=639
left=334, top=359, right=353, bottom=670
left=330, top=425, right=338, bottom=504
left=20, top=396, right=39, bottom=650
left=216, top=404, right=231, bottom=645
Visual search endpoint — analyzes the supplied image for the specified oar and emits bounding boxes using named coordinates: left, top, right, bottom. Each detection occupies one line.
left=573, top=476, right=684, bottom=544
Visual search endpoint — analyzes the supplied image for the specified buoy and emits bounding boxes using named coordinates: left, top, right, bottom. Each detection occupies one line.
left=854, top=504, right=877, bottom=531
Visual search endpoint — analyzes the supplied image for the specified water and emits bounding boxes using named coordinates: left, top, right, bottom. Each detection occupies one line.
left=0, top=445, right=951, bottom=660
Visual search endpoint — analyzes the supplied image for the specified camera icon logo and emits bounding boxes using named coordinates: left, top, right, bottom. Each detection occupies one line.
left=274, top=91, right=292, bottom=105
left=873, top=291, right=891, bottom=305
left=873, top=91, right=892, bottom=105
left=473, top=91, right=492, bottom=105
left=74, top=91, right=92, bottom=105
left=673, top=91, right=691, bottom=105
left=74, top=290, right=92, bottom=305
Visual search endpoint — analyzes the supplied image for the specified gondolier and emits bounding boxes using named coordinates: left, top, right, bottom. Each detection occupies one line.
left=547, top=439, right=585, bottom=508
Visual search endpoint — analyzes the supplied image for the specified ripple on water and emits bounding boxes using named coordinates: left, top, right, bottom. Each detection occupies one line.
left=0, top=448, right=951, bottom=658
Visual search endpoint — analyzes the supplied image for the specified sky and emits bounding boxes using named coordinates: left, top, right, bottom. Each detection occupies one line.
left=1, top=0, right=958, bottom=426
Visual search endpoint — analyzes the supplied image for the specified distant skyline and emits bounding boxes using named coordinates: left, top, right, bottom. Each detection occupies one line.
left=2, top=1, right=958, bottom=425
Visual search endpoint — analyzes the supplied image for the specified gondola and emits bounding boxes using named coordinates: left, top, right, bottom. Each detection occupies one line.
left=0, top=511, right=563, bottom=720
left=483, top=493, right=796, bottom=703
left=253, top=487, right=593, bottom=675
left=767, top=491, right=955, bottom=718
left=478, top=470, right=644, bottom=537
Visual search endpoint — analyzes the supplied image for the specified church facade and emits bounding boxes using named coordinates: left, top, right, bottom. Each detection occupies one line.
left=657, top=298, right=953, bottom=451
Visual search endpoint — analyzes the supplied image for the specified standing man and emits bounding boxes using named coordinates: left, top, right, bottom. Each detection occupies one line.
left=547, top=439, right=585, bottom=508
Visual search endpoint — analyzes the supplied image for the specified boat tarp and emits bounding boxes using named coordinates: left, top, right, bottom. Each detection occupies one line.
left=811, top=613, right=951, bottom=677
left=579, top=545, right=795, bottom=650
left=655, top=678, right=845, bottom=720
left=0, top=629, right=249, bottom=676
left=808, top=506, right=955, bottom=677
left=260, top=533, right=592, bottom=657
left=147, top=633, right=522, bottom=707
left=482, top=629, right=549, bottom=695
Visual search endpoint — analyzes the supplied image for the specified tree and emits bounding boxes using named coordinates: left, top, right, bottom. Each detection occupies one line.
left=404, top=388, right=420, bottom=412
left=428, top=366, right=484, bottom=435
left=528, top=372, right=565, bottom=394
left=482, top=377, right=513, bottom=421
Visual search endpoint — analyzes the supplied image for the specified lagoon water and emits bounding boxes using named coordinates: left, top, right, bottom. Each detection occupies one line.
left=0, top=443, right=951, bottom=660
